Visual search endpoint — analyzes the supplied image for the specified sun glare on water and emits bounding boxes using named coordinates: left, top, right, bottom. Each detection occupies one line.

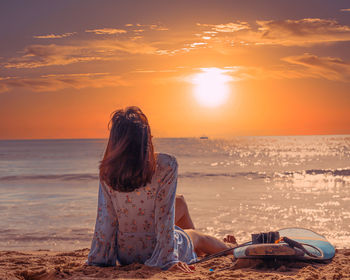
left=192, top=68, right=232, bottom=108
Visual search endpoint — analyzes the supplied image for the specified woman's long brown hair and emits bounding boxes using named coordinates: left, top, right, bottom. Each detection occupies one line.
left=99, top=106, right=156, bottom=192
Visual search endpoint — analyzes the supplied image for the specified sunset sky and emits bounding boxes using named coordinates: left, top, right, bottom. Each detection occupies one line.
left=0, top=0, right=349, bottom=139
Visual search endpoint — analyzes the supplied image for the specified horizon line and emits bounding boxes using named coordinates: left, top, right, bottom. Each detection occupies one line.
left=0, top=133, right=349, bottom=141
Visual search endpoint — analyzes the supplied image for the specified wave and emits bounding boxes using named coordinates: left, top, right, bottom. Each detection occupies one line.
left=1, top=168, right=349, bottom=182
left=0, top=173, right=99, bottom=181
left=304, top=169, right=350, bottom=176
left=181, top=169, right=350, bottom=178
left=279, top=168, right=350, bottom=177
left=179, top=171, right=268, bottom=179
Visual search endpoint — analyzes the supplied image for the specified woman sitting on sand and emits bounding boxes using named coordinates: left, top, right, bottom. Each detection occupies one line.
left=87, top=106, right=237, bottom=272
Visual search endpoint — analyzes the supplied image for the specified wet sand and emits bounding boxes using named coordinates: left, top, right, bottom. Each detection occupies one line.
left=1, top=248, right=349, bottom=280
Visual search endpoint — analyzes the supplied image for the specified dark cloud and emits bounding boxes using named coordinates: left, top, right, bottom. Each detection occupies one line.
left=0, top=73, right=127, bottom=92
left=282, top=53, right=350, bottom=81
left=256, top=18, right=350, bottom=45
left=4, top=40, right=158, bottom=69
left=6, top=22, right=172, bottom=69
left=221, top=54, right=350, bottom=82
left=197, top=18, right=350, bottom=46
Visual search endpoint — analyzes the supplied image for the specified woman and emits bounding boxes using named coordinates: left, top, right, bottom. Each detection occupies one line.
left=87, top=106, right=236, bottom=272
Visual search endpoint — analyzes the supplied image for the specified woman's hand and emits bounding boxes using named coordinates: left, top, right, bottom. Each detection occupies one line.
left=169, top=262, right=195, bottom=273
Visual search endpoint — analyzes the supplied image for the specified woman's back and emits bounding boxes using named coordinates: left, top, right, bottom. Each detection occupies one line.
left=111, top=153, right=176, bottom=264
left=88, top=153, right=197, bottom=269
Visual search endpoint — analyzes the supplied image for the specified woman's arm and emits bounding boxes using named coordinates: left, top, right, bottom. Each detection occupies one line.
left=144, top=156, right=180, bottom=270
left=87, top=181, right=119, bottom=266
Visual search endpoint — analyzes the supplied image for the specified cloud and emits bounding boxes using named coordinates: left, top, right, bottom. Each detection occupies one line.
left=340, top=8, right=350, bottom=12
left=33, top=32, right=76, bottom=39
left=124, top=23, right=168, bottom=32
left=127, top=23, right=168, bottom=32
left=133, top=29, right=145, bottom=33
left=0, top=77, right=10, bottom=93
left=85, top=24, right=168, bottom=35
left=197, top=21, right=250, bottom=32
left=255, top=18, right=350, bottom=45
left=149, top=24, right=169, bottom=31
left=223, top=54, right=350, bottom=82
left=197, top=18, right=350, bottom=46
left=0, top=73, right=128, bottom=93
left=222, top=66, right=265, bottom=81
left=85, top=28, right=127, bottom=35
left=4, top=40, right=158, bottom=69
left=281, top=53, right=350, bottom=81
left=174, top=54, right=350, bottom=83
left=4, top=44, right=98, bottom=68
left=134, top=69, right=178, bottom=73
left=154, top=41, right=208, bottom=56
left=129, top=53, right=350, bottom=84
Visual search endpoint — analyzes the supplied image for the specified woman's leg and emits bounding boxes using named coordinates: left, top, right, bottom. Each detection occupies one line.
left=184, top=229, right=237, bottom=256
left=175, top=195, right=236, bottom=256
left=175, top=194, right=195, bottom=230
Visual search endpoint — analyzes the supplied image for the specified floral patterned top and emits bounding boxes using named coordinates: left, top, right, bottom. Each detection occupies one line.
left=87, top=153, right=197, bottom=270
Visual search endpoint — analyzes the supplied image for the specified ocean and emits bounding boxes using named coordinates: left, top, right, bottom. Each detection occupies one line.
left=0, top=136, right=349, bottom=251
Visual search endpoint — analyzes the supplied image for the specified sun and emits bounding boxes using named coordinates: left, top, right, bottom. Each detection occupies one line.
left=192, top=68, right=232, bottom=107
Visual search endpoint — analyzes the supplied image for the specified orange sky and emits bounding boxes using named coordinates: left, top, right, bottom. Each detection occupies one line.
left=0, top=0, right=350, bottom=139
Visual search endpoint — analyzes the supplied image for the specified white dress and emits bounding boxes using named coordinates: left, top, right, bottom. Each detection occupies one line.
left=87, top=153, right=197, bottom=270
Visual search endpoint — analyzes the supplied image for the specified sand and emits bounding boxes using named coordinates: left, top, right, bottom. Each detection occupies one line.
left=0, top=248, right=349, bottom=280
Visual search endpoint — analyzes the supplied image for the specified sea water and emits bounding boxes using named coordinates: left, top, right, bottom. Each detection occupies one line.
left=0, top=136, right=349, bottom=251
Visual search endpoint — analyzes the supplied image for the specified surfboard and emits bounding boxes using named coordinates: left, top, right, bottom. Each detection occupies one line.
left=233, top=228, right=335, bottom=261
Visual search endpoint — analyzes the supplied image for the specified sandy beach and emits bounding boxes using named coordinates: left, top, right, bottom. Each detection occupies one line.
left=1, top=248, right=349, bottom=280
